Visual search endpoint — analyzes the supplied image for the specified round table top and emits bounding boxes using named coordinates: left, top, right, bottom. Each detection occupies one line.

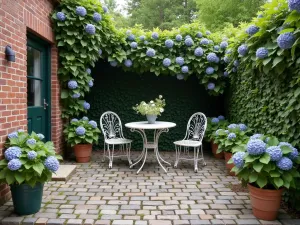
left=125, top=121, right=176, bottom=130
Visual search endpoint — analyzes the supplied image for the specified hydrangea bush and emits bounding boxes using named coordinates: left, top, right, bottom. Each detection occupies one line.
left=231, top=135, right=300, bottom=189
left=0, top=131, right=62, bottom=187
left=204, top=117, right=229, bottom=142
left=63, top=117, right=101, bottom=147
left=133, top=95, right=166, bottom=116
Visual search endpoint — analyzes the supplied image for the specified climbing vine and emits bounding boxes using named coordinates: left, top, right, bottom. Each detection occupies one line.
left=52, top=0, right=229, bottom=119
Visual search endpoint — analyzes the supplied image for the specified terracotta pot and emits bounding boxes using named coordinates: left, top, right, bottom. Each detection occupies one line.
left=73, top=144, right=92, bottom=163
left=248, top=184, right=284, bottom=221
left=224, top=152, right=235, bottom=176
left=211, top=141, right=224, bottom=159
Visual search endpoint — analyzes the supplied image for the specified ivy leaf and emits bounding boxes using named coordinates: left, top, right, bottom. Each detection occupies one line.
left=61, top=90, right=69, bottom=99
left=66, top=38, right=75, bottom=45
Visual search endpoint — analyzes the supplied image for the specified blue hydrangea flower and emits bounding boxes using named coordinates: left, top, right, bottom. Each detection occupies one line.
left=278, top=142, right=293, bottom=148
left=177, top=74, right=184, bottom=80
left=93, top=12, right=102, bottom=22
left=233, top=152, right=246, bottom=168
left=88, top=120, right=97, bottom=128
left=44, top=156, right=59, bottom=172
left=225, top=130, right=229, bottom=134
left=247, top=139, right=266, bottom=155
left=126, top=30, right=131, bottom=35
left=8, top=132, right=18, bottom=139
left=207, top=53, right=219, bottom=63
left=238, top=44, right=248, bottom=56
left=83, top=101, right=90, bottom=110
left=200, top=38, right=209, bottom=45
left=239, top=124, right=247, bottom=131
left=206, top=67, right=214, bottom=75
left=37, top=133, right=44, bottom=140
left=196, top=32, right=203, bottom=38
left=85, top=24, right=96, bottom=35
left=8, top=159, right=22, bottom=171
left=266, top=146, right=283, bottom=162
left=139, top=35, right=145, bottom=41
left=124, top=59, right=133, bottom=67
left=232, top=67, right=237, bottom=73
left=206, top=31, right=211, bottom=35
left=86, top=68, right=91, bottom=74
left=165, top=39, right=174, bottom=48
left=18, top=129, right=24, bottom=133
left=277, top=32, right=296, bottom=49
left=226, top=49, right=232, bottom=54
left=277, top=157, right=293, bottom=170
left=264, top=137, right=270, bottom=143
left=76, top=126, right=86, bottom=136
left=220, top=41, right=228, bottom=49
left=175, top=34, right=182, bottom=41
left=194, top=47, right=203, bottom=57
left=56, top=12, right=66, bottom=21
left=228, top=133, right=236, bottom=140
left=181, top=66, right=189, bottom=74
left=98, top=49, right=102, bottom=56
left=103, top=6, right=108, bottom=13
left=82, top=116, right=89, bottom=121
left=4, top=147, right=22, bottom=161
left=211, top=117, right=219, bottom=123
left=215, top=129, right=223, bottom=135
left=288, top=0, right=300, bottom=13
left=224, top=71, right=229, bottom=77
left=288, top=147, right=299, bottom=160
left=185, top=35, right=191, bottom=39
left=256, top=47, right=268, bottom=59
left=218, top=115, right=225, bottom=120
left=127, top=34, right=135, bottom=41
left=246, top=25, right=260, bottom=36
left=68, top=80, right=78, bottom=90
left=27, top=138, right=36, bottom=145
left=234, top=60, right=240, bottom=67
left=146, top=48, right=156, bottom=57
left=185, top=38, right=194, bottom=47
left=176, top=57, right=184, bottom=66
left=71, top=118, right=78, bottom=123
left=163, top=58, right=171, bottom=67
left=110, top=61, right=117, bottom=67
left=130, top=42, right=138, bottom=49
left=207, top=83, right=215, bottom=90
left=72, top=93, right=80, bottom=99
left=151, top=32, right=159, bottom=40
left=27, top=151, right=37, bottom=160
left=250, top=134, right=263, bottom=140
left=223, top=56, right=230, bottom=64
left=76, top=6, right=87, bottom=17
left=214, top=45, right=220, bottom=51
left=88, top=80, right=94, bottom=88
left=228, top=124, right=237, bottom=130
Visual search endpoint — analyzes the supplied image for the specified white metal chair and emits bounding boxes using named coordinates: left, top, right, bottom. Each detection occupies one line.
left=100, top=111, right=132, bottom=168
left=174, top=112, right=207, bottom=172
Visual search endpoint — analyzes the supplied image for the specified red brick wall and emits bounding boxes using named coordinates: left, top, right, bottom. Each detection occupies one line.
left=0, top=0, right=62, bottom=204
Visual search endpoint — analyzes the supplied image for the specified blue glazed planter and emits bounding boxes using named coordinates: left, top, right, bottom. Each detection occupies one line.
left=146, top=115, right=157, bottom=124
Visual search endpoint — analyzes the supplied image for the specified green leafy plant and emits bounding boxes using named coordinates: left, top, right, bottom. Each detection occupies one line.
left=231, top=135, right=300, bottom=189
left=133, top=95, right=166, bottom=116
left=214, top=123, right=250, bottom=153
left=64, top=117, right=101, bottom=147
left=205, top=116, right=229, bottom=141
left=0, top=131, right=62, bottom=187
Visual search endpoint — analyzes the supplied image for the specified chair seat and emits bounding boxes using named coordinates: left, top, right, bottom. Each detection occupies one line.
left=105, top=138, right=132, bottom=145
left=174, top=140, right=202, bottom=147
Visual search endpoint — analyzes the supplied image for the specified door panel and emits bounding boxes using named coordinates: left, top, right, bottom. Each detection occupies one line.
left=27, top=36, right=50, bottom=140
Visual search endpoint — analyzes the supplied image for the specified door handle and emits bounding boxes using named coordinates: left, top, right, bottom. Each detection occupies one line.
left=43, top=99, right=49, bottom=110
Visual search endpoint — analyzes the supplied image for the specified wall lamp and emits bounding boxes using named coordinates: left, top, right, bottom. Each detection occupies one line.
left=5, top=45, right=15, bottom=62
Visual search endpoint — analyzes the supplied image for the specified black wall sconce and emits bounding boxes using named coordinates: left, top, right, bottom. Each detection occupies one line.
left=5, top=45, right=15, bottom=62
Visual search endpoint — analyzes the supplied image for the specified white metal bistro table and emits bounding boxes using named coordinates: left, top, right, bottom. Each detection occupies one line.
left=125, top=121, right=176, bottom=174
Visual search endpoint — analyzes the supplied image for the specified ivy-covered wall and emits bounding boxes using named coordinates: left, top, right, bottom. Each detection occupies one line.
left=86, top=60, right=224, bottom=150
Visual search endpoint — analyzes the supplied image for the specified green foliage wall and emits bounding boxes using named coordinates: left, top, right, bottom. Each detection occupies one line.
left=86, top=60, right=224, bottom=150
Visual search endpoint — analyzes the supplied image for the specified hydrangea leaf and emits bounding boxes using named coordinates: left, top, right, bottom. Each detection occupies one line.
left=15, top=172, right=25, bottom=184
left=253, top=162, right=264, bottom=172
left=280, top=145, right=293, bottom=154
left=274, top=177, right=284, bottom=188
left=270, top=170, right=281, bottom=177
left=259, top=153, right=271, bottom=164
left=256, top=176, right=267, bottom=188
left=249, top=173, right=258, bottom=183
left=33, top=162, right=44, bottom=176
left=5, top=170, right=15, bottom=185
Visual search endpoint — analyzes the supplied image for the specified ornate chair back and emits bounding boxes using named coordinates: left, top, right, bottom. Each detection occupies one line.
left=183, top=112, right=207, bottom=142
left=100, top=111, right=124, bottom=140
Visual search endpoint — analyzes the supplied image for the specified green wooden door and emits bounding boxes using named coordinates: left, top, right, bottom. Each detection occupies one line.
left=27, top=36, right=51, bottom=140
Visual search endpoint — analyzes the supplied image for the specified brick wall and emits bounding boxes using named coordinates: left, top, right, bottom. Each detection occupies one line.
left=0, top=0, right=62, bottom=204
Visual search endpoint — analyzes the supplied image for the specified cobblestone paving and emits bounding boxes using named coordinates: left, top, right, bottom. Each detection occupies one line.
left=0, top=151, right=299, bottom=225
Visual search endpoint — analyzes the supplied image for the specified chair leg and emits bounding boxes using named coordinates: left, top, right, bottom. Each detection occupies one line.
left=102, top=141, right=106, bottom=162
left=109, top=144, right=114, bottom=169
left=107, top=145, right=112, bottom=168
left=127, top=143, right=132, bottom=165
left=174, top=145, right=178, bottom=168
left=201, top=144, right=207, bottom=166
left=194, top=147, right=199, bottom=173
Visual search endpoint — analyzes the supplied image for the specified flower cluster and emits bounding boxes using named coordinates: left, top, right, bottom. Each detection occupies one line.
left=220, top=41, right=228, bottom=49
left=165, top=39, right=174, bottom=48
left=151, top=32, right=159, bottom=40
left=163, top=58, right=171, bottom=67
left=256, top=47, right=268, bottom=59
left=250, top=133, right=263, bottom=140
left=68, top=80, right=78, bottom=89
left=175, top=34, right=182, bottom=41
left=130, top=42, right=138, bottom=49
left=207, top=53, right=219, bottom=63
left=181, top=66, right=189, bottom=73
left=5, top=147, right=22, bottom=161
left=83, top=101, right=90, bottom=110
left=277, top=32, right=296, bottom=49
left=238, top=44, right=248, bottom=56
left=238, top=124, right=247, bottom=131
left=200, top=38, right=209, bottom=45
left=27, top=151, right=37, bottom=160
left=76, top=126, right=86, bottom=136
left=288, top=0, right=300, bottom=13
left=27, top=138, right=36, bottom=145
left=124, top=59, right=133, bottom=67
left=247, top=139, right=266, bottom=155
left=176, top=57, right=184, bottom=66
left=246, top=25, right=259, bottom=36
left=76, top=6, right=87, bottom=17
left=232, top=152, right=246, bottom=168
left=211, top=117, right=219, bottom=123
left=85, top=24, right=96, bottom=35
left=133, top=95, right=166, bottom=116
left=228, top=133, right=236, bottom=140
left=44, top=156, right=59, bottom=172
left=266, top=146, right=282, bottom=161
left=93, top=12, right=102, bottom=22
left=185, top=38, right=194, bottom=47
left=88, top=120, right=97, bottom=128
left=56, top=12, right=66, bottom=21
left=8, top=159, right=22, bottom=171
left=206, top=67, right=214, bottom=75
left=146, top=48, right=156, bottom=57
left=207, top=83, right=215, bottom=90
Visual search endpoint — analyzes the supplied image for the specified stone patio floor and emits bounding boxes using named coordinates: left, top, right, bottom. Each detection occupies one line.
left=0, top=151, right=299, bottom=225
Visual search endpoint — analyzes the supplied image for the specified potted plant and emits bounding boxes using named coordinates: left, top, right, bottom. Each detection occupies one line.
left=206, top=116, right=228, bottom=159
left=64, top=117, right=101, bottom=163
left=133, top=95, right=166, bottom=124
left=215, top=123, right=249, bottom=175
left=0, top=130, right=62, bottom=215
left=231, top=135, right=300, bottom=220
